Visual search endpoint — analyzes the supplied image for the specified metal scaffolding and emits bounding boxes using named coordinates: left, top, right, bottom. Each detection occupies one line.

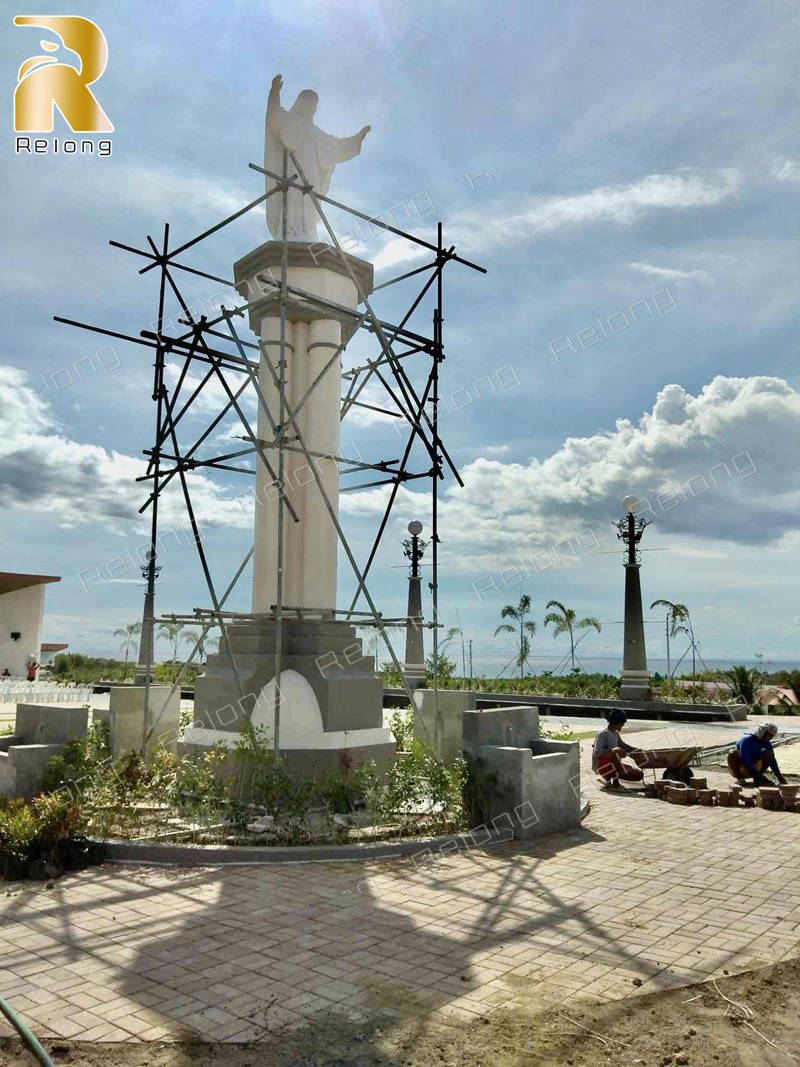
left=56, top=151, right=485, bottom=748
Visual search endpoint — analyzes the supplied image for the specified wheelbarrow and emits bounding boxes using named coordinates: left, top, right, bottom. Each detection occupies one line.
left=630, top=746, right=700, bottom=784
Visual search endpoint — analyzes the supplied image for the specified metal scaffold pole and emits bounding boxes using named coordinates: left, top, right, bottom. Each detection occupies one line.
left=273, top=148, right=290, bottom=751
left=431, top=221, right=443, bottom=748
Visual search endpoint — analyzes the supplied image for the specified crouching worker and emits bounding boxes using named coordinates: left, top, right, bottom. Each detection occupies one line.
left=727, top=722, right=786, bottom=786
left=592, top=710, right=644, bottom=789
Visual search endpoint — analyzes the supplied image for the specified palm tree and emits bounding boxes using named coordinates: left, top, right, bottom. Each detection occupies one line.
left=182, top=628, right=207, bottom=662
left=114, top=622, right=141, bottom=680
left=720, top=664, right=763, bottom=707
left=452, top=610, right=471, bottom=682
left=441, top=625, right=466, bottom=680
left=493, top=595, right=537, bottom=680
left=543, top=600, right=601, bottom=674
left=650, top=599, right=689, bottom=678
left=158, top=621, right=185, bottom=663
left=424, top=626, right=462, bottom=684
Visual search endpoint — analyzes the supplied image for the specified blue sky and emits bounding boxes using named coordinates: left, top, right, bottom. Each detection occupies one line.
left=1, top=0, right=799, bottom=673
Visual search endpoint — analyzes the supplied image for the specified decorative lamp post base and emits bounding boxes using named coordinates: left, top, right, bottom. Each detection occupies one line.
left=403, top=663, right=426, bottom=692
left=620, top=668, right=652, bottom=702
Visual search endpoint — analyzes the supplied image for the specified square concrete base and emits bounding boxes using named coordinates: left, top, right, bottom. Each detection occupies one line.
left=462, top=706, right=581, bottom=839
left=183, top=617, right=393, bottom=780
left=0, top=743, right=64, bottom=800
left=620, top=669, right=652, bottom=702
left=93, top=686, right=180, bottom=756
left=412, top=689, right=476, bottom=764
left=194, top=618, right=383, bottom=734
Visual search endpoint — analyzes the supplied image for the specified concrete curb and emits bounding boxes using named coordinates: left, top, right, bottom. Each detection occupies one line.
left=96, top=827, right=510, bottom=866
left=383, top=689, right=745, bottom=722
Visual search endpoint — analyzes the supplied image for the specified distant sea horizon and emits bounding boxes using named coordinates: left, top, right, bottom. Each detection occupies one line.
left=468, top=655, right=799, bottom=678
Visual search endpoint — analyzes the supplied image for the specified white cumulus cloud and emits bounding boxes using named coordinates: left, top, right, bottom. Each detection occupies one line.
left=345, top=374, right=800, bottom=572
left=0, top=366, right=252, bottom=533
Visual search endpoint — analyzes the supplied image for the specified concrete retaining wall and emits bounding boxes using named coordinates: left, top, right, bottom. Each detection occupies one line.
left=0, top=704, right=89, bottom=799
left=462, top=706, right=581, bottom=840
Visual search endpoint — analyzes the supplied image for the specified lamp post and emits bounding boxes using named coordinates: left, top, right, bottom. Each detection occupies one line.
left=133, top=550, right=161, bottom=686
left=614, top=497, right=651, bottom=701
left=402, top=521, right=427, bottom=691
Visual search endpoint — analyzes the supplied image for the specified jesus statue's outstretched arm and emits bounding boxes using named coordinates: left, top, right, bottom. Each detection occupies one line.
left=331, top=124, right=371, bottom=164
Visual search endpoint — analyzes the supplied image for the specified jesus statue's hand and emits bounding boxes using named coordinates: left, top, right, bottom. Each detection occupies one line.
left=359, top=125, right=371, bottom=140
left=270, top=74, right=283, bottom=95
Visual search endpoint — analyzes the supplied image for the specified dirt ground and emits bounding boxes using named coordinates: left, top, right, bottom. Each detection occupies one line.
left=3, top=956, right=799, bottom=1067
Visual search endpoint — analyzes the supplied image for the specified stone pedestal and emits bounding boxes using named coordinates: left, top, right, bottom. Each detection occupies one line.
left=620, top=564, right=651, bottom=701
left=183, top=617, right=394, bottom=777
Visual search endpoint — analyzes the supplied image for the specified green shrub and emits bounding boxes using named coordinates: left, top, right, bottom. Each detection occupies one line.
left=386, top=673, right=622, bottom=700
left=233, top=722, right=296, bottom=814
left=40, top=721, right=111, bottom=796
left=170, top=747, right=227, bottom=814
left=360, top=738, right=465, bottom=829
left=388, top=708, right=414, bottom=751
left=719, top=664, right=762, bottom=706
left=540, top=722, right=578, bottom=741
left=52, top=653, right=128, bottom=684
left=0, top=804, right=38, bottom=859
left=152, top=662, right=203, bottom=686
left=0, top=795, right=83, bottom=862
left=33, top=708, right=469, bottom=845
left=315, top=768, right=365, bottom=814
left=30, top=794, right=82, bottom=845
left=49, top=653, right=203, bottom=686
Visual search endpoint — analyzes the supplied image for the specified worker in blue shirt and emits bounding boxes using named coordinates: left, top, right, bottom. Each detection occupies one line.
left=727, top=722, right=786, bottom=786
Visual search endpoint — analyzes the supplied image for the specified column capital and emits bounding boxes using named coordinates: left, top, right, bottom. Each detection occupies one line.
left=233, top=241, right=374, bottom=335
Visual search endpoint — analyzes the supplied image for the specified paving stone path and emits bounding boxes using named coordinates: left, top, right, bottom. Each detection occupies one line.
left=1, top=725, right=799, bottom=1042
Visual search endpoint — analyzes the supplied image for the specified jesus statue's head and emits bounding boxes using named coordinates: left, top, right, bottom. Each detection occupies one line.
left=291, top=90, right=318, bottom=119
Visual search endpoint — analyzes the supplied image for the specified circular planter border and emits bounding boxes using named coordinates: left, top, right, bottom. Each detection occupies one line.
left=97, top=828, right=506, bottom=866
left=95, top=796, right=591, bottom=867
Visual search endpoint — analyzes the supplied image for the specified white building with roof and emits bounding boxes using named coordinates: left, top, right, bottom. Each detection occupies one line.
left=0, top=572, right=61, bottom=678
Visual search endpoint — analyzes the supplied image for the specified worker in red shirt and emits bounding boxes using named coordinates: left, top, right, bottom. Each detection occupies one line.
left=592, top=709, right=644, bottom=789
left=26, top=660, right=39, bottom=682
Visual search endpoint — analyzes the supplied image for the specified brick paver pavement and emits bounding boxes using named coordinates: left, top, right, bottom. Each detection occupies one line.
left=1, top=730, right=800, bottom=1043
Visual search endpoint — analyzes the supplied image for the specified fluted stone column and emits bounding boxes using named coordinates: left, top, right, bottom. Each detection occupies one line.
left=235, top=243, right=373, bottom=613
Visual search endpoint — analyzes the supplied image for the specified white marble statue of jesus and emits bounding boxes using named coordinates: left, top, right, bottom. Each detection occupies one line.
left=265, top=74, right=370, bottom=242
